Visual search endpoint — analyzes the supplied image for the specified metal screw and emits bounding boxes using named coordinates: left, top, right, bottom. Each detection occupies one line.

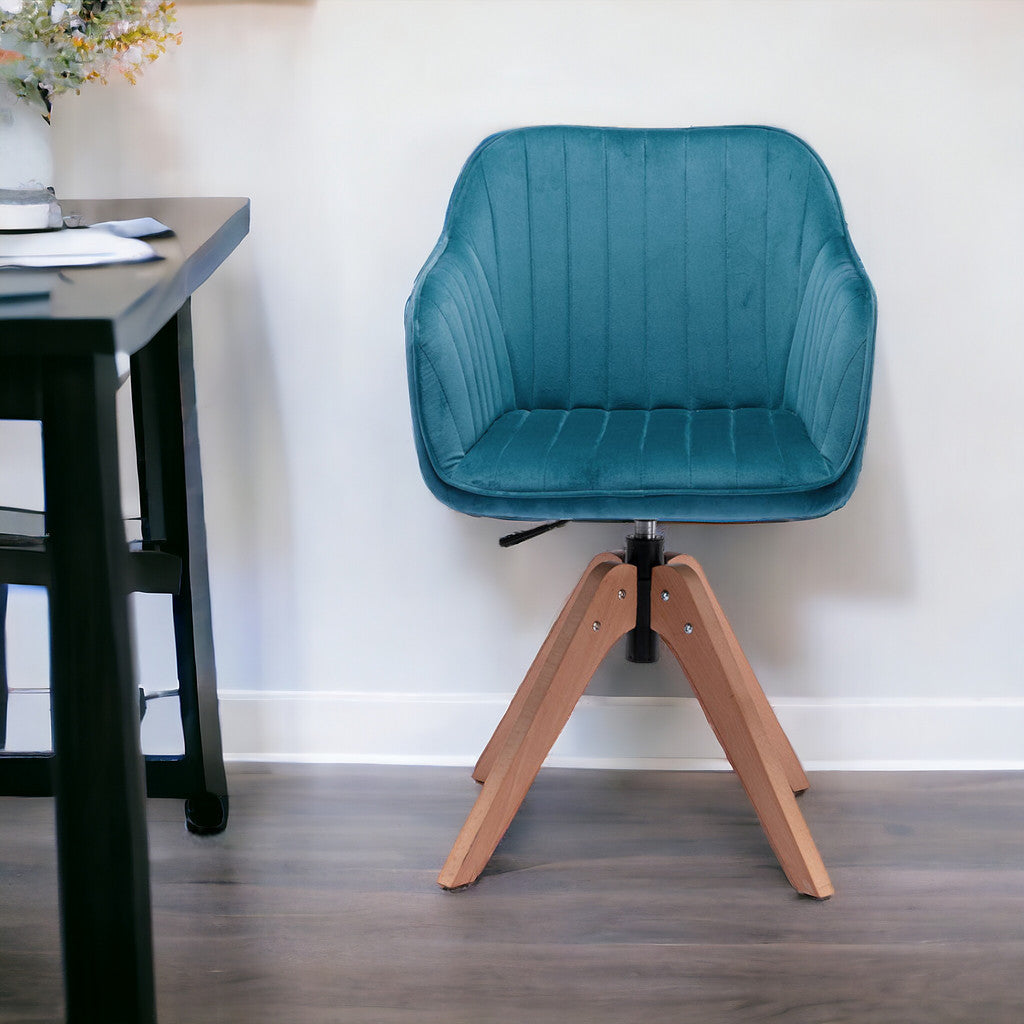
left=660, top=590, right=670, bottom=602
left=683, top=623, right=693, bottom=634
left=617, top=589, right=626, bottom=600
left=592, top=621, right=601, bottom=632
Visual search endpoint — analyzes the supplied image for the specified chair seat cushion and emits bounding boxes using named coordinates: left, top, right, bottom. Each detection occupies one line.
left=450, top=408, right=834, bottom=499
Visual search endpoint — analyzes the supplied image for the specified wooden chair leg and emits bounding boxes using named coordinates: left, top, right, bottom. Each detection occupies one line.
left=665, top=555, right=808, bottom=794
left=473, top=551, right=624, bottom=783
left=439, top=561, right=637, bottom=890
left=651, top=559, right=833, bottom=899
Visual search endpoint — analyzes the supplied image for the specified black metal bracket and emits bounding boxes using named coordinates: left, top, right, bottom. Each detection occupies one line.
left=138, top=687, right=180, bottom=723
left=625, top=529, right=665, bottom=664
left=496, top=518, right=665, bottom=663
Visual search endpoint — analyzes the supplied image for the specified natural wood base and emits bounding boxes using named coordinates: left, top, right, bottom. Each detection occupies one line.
left=663, top=554, right=809, bottom=796
left=472, top=551, right=625, bottom=785
left=440, top=551, right=832, bottom=898
left=438, top=558, right=636, bottom=889
left=651, top=558, right=831, bottom=898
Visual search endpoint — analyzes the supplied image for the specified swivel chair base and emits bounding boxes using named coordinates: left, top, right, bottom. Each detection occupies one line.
left=439, top=532, right=833, bottom=899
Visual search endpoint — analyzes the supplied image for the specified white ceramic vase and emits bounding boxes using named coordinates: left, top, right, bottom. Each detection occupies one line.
left=0, top=81, right=60, bottom=230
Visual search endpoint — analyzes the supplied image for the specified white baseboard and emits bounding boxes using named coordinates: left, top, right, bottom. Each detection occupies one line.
left=217, top=690, right=1024, bottom=771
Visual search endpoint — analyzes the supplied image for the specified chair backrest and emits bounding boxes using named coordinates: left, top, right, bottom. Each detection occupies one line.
left=443, top=125, right=851, bottom=412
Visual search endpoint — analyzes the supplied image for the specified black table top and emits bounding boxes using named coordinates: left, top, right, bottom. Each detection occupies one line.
left=0, top=197, right=250, bottom=357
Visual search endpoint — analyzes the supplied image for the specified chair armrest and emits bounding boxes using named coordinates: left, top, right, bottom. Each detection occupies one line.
left=784, top=237, right=877, bottom=473
left=406, top=240, right=514, bottom=477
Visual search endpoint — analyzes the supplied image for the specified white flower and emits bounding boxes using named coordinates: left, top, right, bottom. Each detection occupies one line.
left=1, top=0, right=180, bottom=101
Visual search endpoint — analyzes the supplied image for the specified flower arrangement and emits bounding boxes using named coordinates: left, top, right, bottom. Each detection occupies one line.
left=0, top=1, right=180, bottom=116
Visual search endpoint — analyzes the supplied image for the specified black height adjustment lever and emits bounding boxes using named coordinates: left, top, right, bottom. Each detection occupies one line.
left=498, top=520, right=568, bottom=548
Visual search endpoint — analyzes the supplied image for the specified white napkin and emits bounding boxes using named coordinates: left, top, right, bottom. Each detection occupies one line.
left=86, top=217, right=173, bottom=239
left=0, top=227, right=158, bottom=269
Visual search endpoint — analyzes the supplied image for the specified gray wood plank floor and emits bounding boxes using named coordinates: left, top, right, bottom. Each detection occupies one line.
left=3, top=765, right=1024, bottom=1023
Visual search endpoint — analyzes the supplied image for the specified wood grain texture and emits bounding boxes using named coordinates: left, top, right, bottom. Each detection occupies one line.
left=439, top=561, right=637, bottom=889
left=665, top=553, right=809, bottom=794
left=468, top=550, right=824, bottom=896
left=3, top=766, right=1024, bottom=1023
left=651, top=560, right=832, bottom=898
left=472, top=552, right=624, bottom=784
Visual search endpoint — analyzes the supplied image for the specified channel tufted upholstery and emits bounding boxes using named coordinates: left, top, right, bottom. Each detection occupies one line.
left=406, top=126, right=876, bottom=522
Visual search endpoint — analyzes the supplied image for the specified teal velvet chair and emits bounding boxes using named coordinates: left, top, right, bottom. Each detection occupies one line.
left=407, top=126, right=876, bottom=898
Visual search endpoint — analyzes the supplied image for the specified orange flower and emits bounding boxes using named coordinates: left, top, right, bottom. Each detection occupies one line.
left=0, top=48, right=24, bottom=64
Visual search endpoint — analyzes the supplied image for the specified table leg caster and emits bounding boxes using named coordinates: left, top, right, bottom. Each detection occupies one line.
left=184, top=793, right=229, bottom=835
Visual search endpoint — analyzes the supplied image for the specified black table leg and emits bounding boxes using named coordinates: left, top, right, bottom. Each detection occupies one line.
left=131, top=300, right=228, bottom=831
left=42, top=351, right=156, bottom=1024
left=0, top=582, right=8, bottom=750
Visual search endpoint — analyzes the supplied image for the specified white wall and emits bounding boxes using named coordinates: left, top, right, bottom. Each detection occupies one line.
left=4, top=0, right=1024, bottom=767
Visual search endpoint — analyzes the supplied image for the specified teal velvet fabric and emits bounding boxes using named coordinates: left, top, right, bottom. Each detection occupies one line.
left=406, top=126, right=876, bottom=522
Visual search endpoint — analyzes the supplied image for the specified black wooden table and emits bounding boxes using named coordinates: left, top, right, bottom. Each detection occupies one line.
left=0, top=197, right=249, bottom=1023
